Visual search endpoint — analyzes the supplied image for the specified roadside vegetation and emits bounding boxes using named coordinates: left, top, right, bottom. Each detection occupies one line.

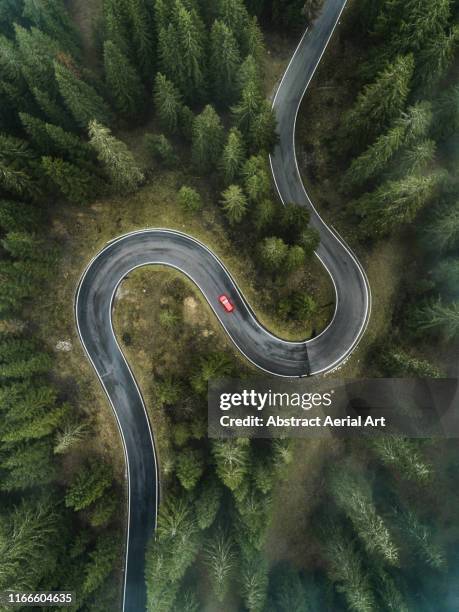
left=0, top=0, right=458, bottom=611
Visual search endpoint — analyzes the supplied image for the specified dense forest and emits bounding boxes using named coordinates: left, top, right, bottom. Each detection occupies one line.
left=0, top=0, right=458, bottom=611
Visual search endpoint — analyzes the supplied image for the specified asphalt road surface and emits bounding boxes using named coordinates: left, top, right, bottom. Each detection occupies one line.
left=75, top=0, right=370, bottom=609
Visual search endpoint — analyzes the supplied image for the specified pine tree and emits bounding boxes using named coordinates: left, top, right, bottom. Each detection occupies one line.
left=0, top=200, right=40, bottom=232
left=190, top=352, right=233, bottom=395
left=216, top=0, right=251, bottom=55
left=328, top=462, right=399, bottom=565
left=54, top=62, right=113, bottom=128
left=241, top=550, right=269, bottom=612
left=176, top=448, right=204, bottom=490
left=154, top=72, right=183, bottom=134
left=243, top=155, right=271, bottom=203
left=204, top=530, right=235, bottom=601
left=370, top=436, right=432, bottom=484
left=415, top=25, right=459, bottom=93
left=397, top=509, right=446, bottom=570
left=220, top=128, right=245, bottom=184
left=354, top=171, right=444, bottom=237
left=32, top=87, right=74, bottom=130
left=195, top=479, right=222, bottom=530
left=88, top=120, right=144, bottom=193
left=82, top=533, right=118, bottom=595
left=0, top=439, right=56, bottom=491
left=158, top=2, right=207, bottom=101
left=22, top=0, right=82, bottom=59
left=221, top=184, right=248, bottom=224
left=41, top=156, right=95, bottom=204
left=411, top=300, right=459, bottom=342
left=14, top=24, right=61, bottom=95
left=212, top=439, right=250, bottom=491
left=54, top=420, right=90, bottom=454
left=1, top=231, right=42, bottom=260
left=144, top=133, right=177, bottom=167
left=232, top=79, right=263, bottom=141
left=191, top=105, right=224, bottom=171
left=65, top=459, right=113, bottom=511
left=253, top=198, right=277, bottom=234
left=178, top=186, right=202, bottom=212
left=340, top=54, right=414, bottom=151
left=0, top=498, right=60, bottom=591
left=258, top=237, right=288, bottom=271
left=0, top=337, right=52, bottom=379
left=323, top=525, right=378, bottom=612
left=424, top=200, right=459, bottom=253
left=210, top=20, right=241, bottom=105
left=0, top=134, right=37, bottom=198
left=342, top=101, right=433, bottom=191
left=103, top=40, right=145, bottom=120
left=126, top=0, right=155, bottom=81
left=285, top=245, right=306, bottom=272
left=250, top=100, right=278, bottom=152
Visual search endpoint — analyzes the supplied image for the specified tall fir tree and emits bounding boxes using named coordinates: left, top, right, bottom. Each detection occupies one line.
left=210, top=20, right=241, bottom=106
left=54, top=61, right=113, bottom=129
left=191, top=105, right=224, bottom=171
left=154, top=72, right=183, bottom=134
left=339, top=54, right=414, bottom=152
left=88, top=120, right=144, bottom=194
left=103, top=40, right=145, bottom=120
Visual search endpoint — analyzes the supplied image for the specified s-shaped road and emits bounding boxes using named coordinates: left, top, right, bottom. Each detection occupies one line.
left=75, top=0, right=370, bottom=609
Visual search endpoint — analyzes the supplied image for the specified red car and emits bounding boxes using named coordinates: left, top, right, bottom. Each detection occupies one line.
left=218, top=294, right=234, bottom=313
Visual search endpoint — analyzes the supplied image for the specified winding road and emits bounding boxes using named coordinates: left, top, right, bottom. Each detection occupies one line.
left=75, top=0, right=370, bottom=609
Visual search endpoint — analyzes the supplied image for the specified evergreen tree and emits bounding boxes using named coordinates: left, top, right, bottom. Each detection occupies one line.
left=0, top=134, right=36, bottom=198
left=342, top=101, right=432, bottom=191
left=250, top=100, right=278, bottom=152
left=41, top=156, right=96, bottom=204
left=285, top=245, right=306, bottom=272
left=340, top=54, right=414, bottom=151
left=22, top=0, right=81, bottom=59
left=65, top=460, right=113, bottom=511
left=32, top=86, right=73, bottom=129
left=54, top=62, right=113, bottom=128
left=370, top=436, right=432, bottom=484
left=104, top=40, right=145, bottom=120
left=0, top=498, right=60, bottom=591
left=328, top=462, right=399, bottom=565
left=178, top=186, right=202, bottom=213
left=258, top=237, right=288, bottom=271
left=126, top=0, right=156, bottom=81
left=253, top=198, right=277, bottom=234
left=424, top=200, right=459, bottom=253
left=14, top=24, right=61, bottom=95
left=190, top=352, right=233, bottom=394
left=354, top=172, right=444, bottom=237
left=220, top=128, right=246, bottom=184
left=82, top=533, right=118, bottom=595
left=176, top=448, right=204, bottom=490
left=144, top=133, right=177, bottom=167
left=323, top=525, right=377, bottom=612
left=191, top=105, right=224, bottom=171
left=241, top=550, right=269, bottom=612
left=212, top=439, right=250, bottom=491
left=210, top=20, right=241, bottom=105
left=397, top=509, right=446, bottom=569
left=158, top=1, right=207, bottom=101
left=154, top=72, right=183, bottom=134
left=232, top=79, right=263, bottom=142
left=221, top=184, right=248, bottom=224
left=88, top=120, right=144, bottom=193
left=243, top=154, right=271, bottom=203
left=0, top=439, right=56, bottom=490
left=216, top=0, right=251, bottom=55
left=195, top=479, right=222, bottom=530
left=411, top=300, right=459, bottom=342
left=204, top=530, right=235, bottom=601
left=432, top=257, right=459, bottom=298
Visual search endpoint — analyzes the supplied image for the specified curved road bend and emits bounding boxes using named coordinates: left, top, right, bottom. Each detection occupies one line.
left=75, top=0, right=370, bottom=610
